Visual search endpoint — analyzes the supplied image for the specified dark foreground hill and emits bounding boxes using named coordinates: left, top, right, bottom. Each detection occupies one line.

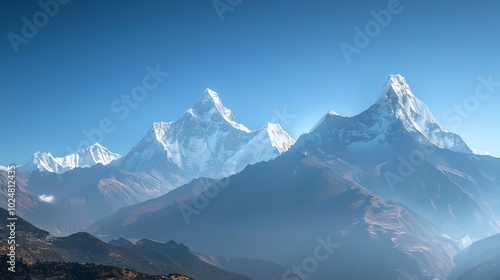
left=0, top=207, right=249, bottom=280
left=0, top=255, right=192, bottom=280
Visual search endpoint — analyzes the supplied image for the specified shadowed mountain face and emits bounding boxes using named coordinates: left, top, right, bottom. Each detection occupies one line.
left=196, top=254, right=289, bottom=280
left=0, top=207, right=248, bottom=280
left=295, top=123, right=500, bottom=240
left=109, top=238, right=253, bottom=280
left=89, top=151, right=458, bottom=280
left=450, top=234, right=500, bottom=280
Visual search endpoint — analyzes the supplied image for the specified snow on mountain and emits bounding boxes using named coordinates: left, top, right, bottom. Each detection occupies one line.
left=306, top=74, right=471, bottom=153
left=265, top=122, right=295, bottom=153
left=471, top=148, right=499, bottom=158
left=120, top=88, right=295, bottom=179
left=293, top=74, right=500, bottom=241
left=456, top=235, right=475, bottom=249
left=376, top=74, right=471, bottom=153
left=203, top=88, right=251, bottom=132
left=22, top=143, right=122, bottom=174
left=0, top=166, right=9, bottom=172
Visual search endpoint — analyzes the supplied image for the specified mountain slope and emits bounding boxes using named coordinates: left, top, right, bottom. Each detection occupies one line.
left=450, top=234, right=500, bottom=279
left=109, top=238, right=252, bottom=280
left=89, top=74, right=500, bottom=279
left=0, top=207, right=248, bottom=280
left=0, top=165, right=186, bottom=235
left=119, top=88, right=295, bottom=179
left=0, top=255, right=192, bottom=280
left=293, top=74, right=500, bottom=240
left=197, top=254, right=289, bottom=280
left=90, top=151, right=458, bottom=280
left=21, top=143, right=121, bottom=174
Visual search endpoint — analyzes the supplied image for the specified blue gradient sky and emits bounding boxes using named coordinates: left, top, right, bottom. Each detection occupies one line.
left=1, top=0, right=499, bottom=165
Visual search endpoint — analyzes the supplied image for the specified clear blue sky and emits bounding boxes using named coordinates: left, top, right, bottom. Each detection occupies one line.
left=1, top=0, right=499, bottom=165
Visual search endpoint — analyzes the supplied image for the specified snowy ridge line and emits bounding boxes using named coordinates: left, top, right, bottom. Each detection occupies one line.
left=21, top=143, right=121, bottom=174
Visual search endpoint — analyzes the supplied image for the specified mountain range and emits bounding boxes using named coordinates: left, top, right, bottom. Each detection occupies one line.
left=118, top=88, right=295, bottom=179
left=0, top=89, right=294, bottom=235
left=15, top=88, right=294, bottom=180
left=87, top=75, right=500, bottom=279
left=293, top=74, right=500, bottom=240
left=20, top=143, right=122, bottom=174
left=2, top=75, right=500, bottom=279
left=89, top=151, right=460, bottom=279
left=0, top=207, right=254, bottom=280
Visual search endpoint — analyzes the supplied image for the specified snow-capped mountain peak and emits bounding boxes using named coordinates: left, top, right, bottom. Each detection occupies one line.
left=379, top=74, right=416, bottom=101
left=191, top=88, right=251, bottom=132
left=310, top=110, right=342, bottom=133
left=22, top=143, right=121, bottom=174
left=373, top=74, right=471, bottom=153
left=301, top=74, right=471, bottom=154
left=120, top=88, right=295, bottom=180
left=328, top=110, right=339, bottom=116
left=73, top=143, right=122, bottom=166
left=265, top=122, right=295, bottom=153
left=377, top=74, right=442, bottom=139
